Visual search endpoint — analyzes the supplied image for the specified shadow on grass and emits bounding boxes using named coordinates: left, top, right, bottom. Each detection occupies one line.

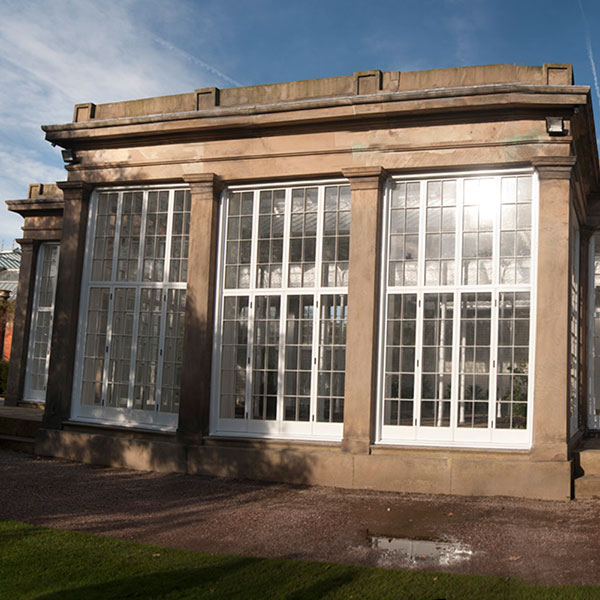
left=35, top=561, right=359, bottom=600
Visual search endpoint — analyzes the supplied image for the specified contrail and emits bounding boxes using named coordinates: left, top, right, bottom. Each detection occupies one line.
left=152, top=36, right=243, bottom=88
left=578, top=0, right=600, bottom=105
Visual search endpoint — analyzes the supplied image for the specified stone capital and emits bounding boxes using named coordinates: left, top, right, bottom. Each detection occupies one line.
left=15, top=238, right=40, bottom=250
left=531, top=156, right=576, bottom=180
left=183, top=173, right=224, bottom=197
left=342, top=166, right=388, bottom=191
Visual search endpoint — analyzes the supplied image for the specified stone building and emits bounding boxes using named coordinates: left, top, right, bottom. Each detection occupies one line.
left=6, top=63, right=600, bottom=500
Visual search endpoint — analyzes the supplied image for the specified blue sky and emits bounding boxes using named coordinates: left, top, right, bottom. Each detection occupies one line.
left=1, top=0, right=600, bottom=246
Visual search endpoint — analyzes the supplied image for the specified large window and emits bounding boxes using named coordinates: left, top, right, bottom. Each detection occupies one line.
left=212, top=182, right=350, bottom=440
left=379, top=172, right=536, bottom=448
left=72, top=187, right=190, bottom=429
left=23, top=243, right=60, bottom=402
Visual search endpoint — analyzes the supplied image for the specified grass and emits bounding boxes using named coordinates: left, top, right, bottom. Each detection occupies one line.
left=1, top=521, right=599, bottom=599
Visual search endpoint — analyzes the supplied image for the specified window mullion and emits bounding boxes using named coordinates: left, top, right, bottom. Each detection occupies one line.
left=282, top=188, right=292, bottom=289
left=101, top=288, right=116, bottom=408
left=310, top=293, right=320, bottom=426
left=163, top=189, right=175, bottom=284
left=111, top=191, right=124, bottom=282
left=127, top=287, right=141, bottom=411
left=136, top=191, right=149, bottom=283
left=277, top=292, right=286, bottom=432
left=450, top=290, right=461, bottom=440
left=417, top=180, right=427, bottom=288
left=414, top=292, right=424, bottom=432
left=245, top=296, right=256, bottom=421
left=155, top=289, right=169, bottom=413
left=311, top=185, right=326, bottom=426
left=250, top=190, right=260, bottom=291
left=489, top=291, right=499, bottom=431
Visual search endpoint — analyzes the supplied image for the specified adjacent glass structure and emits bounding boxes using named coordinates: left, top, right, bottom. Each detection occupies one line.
left=23, top=243, right=60, bottom=402
left=213, top=182, right=350, bottom=440
left=72, top=187, right=190, bottom=428
left=380, top=172, right=536, bottom=447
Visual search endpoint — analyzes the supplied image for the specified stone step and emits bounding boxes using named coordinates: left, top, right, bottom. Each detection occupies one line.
left=0, top=415, right=42, bottom=439
left=0, top=434, right=35, bottom=454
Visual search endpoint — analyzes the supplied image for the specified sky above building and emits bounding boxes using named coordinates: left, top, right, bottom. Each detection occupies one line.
left=1, top=0, right=599, bottom=246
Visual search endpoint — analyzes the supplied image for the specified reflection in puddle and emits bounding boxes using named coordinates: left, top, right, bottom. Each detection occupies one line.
left=369, top=535, right=473, bottom=567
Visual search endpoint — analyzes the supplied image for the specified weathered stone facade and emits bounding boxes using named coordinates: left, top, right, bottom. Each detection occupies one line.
left=7, top=63, right=600, bottom=500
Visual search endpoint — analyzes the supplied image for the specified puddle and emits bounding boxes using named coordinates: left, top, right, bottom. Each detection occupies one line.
left=369, top=534, right=473, bottom=568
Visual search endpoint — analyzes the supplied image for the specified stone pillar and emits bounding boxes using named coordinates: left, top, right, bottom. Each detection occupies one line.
left=531, top=156, right=576, bottom=459
left=43, top=181, right=92, bottom=428
left=5, top=239, right=39, bottom=406
left=341, top=167, right=387, bottom=454
left=178, top=174, right=222, bottom=439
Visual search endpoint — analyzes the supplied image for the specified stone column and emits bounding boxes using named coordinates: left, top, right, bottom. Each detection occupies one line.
left=178, top=174, right=222, bottom=439
left=530, top=156, right=576, bottom=459
left=43, top=181, right=92, bottom=428
left=340, top=167, right=387, bottom=454
left=4, top=239, right=39, bottom=406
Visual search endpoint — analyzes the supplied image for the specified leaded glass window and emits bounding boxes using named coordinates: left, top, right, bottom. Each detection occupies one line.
left=215, top=182, right=350, bottom=440
left=73, top=187, right=189, bottom=429
left=380, top=172, right=535, bottom=448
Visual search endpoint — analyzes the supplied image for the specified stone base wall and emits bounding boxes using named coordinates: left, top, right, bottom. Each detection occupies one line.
left=36, top=427, right=572, bottom=501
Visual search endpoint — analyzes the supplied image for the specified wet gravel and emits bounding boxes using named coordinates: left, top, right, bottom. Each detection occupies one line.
left=1, top=449, right=599, bottom=585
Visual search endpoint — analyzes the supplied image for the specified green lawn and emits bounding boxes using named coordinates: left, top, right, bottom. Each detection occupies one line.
left=1, top=520, right=599, bottom=599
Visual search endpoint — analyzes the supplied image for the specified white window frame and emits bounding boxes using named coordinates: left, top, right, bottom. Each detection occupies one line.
left=23, top=242, right=60, bottom=403
left=569, top=206, right=580, bottom=438
left=210, top=179, right=349, bottom=441
left=376, top=169, right=538, bottom=449
left=588, top=233, right=600, bottom=429
left=71, top=185, right=189, bottom=431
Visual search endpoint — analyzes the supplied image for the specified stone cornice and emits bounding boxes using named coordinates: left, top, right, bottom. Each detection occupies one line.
left=6, top=198, right=64, bottom=217
left=43, top=86, right=590, bottom=149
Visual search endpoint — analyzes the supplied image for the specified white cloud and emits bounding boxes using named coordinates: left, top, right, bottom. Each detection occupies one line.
left=0, top=0, right=238, bottom=246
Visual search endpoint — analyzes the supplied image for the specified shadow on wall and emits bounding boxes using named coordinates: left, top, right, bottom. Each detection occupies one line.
left=37, top=426, right=318, bottom=489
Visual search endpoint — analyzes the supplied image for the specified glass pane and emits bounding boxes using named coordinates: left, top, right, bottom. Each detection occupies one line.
left=317, top=294, right=347, bottom=423
left=92, top=192, right=117, bottom=281
left=284, top=295, right=313, bottom=421
left=220, top=296, right=249, bottom=419
left=458, top=292, right=491, bottom=428
left=420, top=293, right=453, bottom=427
left=500, top=176, right=532, bottom=284
left=160, top=289, right=186, bottom=413
left=256, top=189, right=284, bottom=288
left=169, top=190, right=191, bottom=282
left=289, top=187, right=318, bottom=288
left=81, top=287, right=110, bottom=406
left=252, top=296, right=280, bottom=420
left=321, top=185, right=351, bottom=288
left=388, top=182, right=421, bottom=287
left=106, top=288, right=135, bottom=409
left=225, top=192, right=253, bottom=289
left=384, top=294, right=417, bottom=425
left=117, top=192, right=142, bottom=282
left=496, top=292, right=530, bottom=429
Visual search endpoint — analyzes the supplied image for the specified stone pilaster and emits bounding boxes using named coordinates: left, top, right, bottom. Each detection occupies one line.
left=43, top=181, right=92, bottom=428
left=530, top=156, right=576, bottom=458
left=340, top=167, right=387, bottom=454
left=177, top=174, right=222, bottom=439
left=4, top=239, right=39, bottom=406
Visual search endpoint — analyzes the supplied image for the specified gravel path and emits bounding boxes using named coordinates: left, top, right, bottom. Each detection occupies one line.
left=1, top=450, right=599, bottom=585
